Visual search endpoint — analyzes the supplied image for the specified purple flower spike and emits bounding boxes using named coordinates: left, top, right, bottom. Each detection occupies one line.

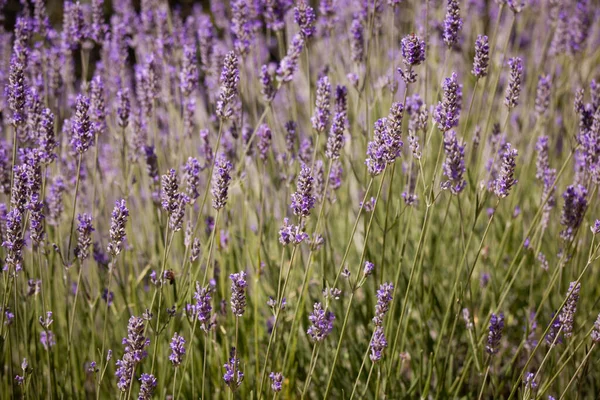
left=433, top=73, right=462, bottom=132
left=486, top=312, right=504, bottom=355
left=294, top=0, right=316, bottom=39
left=505, top=57, right=523, bottom=109
left=494, top=143, right=518, bottom=199
left=269, top=371, right=284, bottom=392
left=441, top=130, right=466, bottom=195
left=472, top=35, right=489, bottom=78
left=169, top=333, right=186, bottom=367
left=212, top=155, right=233, bottom=210
left=107, top=199, right=129, bottom=258
left=291, top=164, right=316, bottom=218
left=307, top=302, right=335, bottom=342
left=230, top=271, right=248, bottom=317
left=370, top=326, right=388, bottom=362
left=216, top=52, right=240, bottom=120
left=312, top=75, right=332, bottom=135
left=443, top=0, right=462, bottom=48
left=71, top=94, right=94, bottom=154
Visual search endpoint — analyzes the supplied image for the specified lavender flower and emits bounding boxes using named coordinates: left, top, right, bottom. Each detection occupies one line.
left=223, top=347, right=244, bottom=389
left=291, top=164, right=315, bottom=217
left=192, top=283, right=213, bottom=332
left=312, top=76, right=332, bottom=134
left=169, top=333, right=186, bottom=366
left=591, top=313, right=600, bottom=343
left=107, top=199, right=129, bottom=258
left=472, top=35, right=489, bottom=78
left=486, top=312, right=504, bottom=355
left=115, top=316, right=150, bottom=392
left=433, top=73, right=462, bottom=132
left=399, top=34, right=426, bottom=84
left=307, top=302, right=335, bottom=342
left=443, top=0, right=462, bottom=47
left=257, top=124, right=272, bottom=161
left=279, top=218, right=309, bottom=245
left=7, top=56, right=26, bottom=127
left=441, top=130, right=466, bottom=194
left=560, top=185, right=588, bottom=241
left=559, top=282, right=581, bottom=338
left=137, top=373, right=157, bottom=400
left=74, top=213, right=94, bottom=261
left=370, top=326, right=388, bottom=362
left=276, top=34, right=304, bottom=83
left=373, top=283, right=394, bottom=327
left=40, top=331, right=56, bottom=350
left=231, top=0, right=252, bottom=56
left=28, top=194, right=45, bottom=247
left=260, top=64, right=276, bottom=103
left=494, top=143, right=518, bottom=198
left=269, top=372, right=283, bottom=392
left=116, top=88, right=130, bottom=129
left=183, top=158, right=201, bottom=201
left=71, top=94, right=94, bottom=154
left=294, top=0, right=316, bottom=39
left=535, top=75, right=552, bottom=119
left=568, top=0, right=591, bottom=55
left=230, top=271, right=248, bottom=317
left=350, top=15, right=364, bottom=63
left=38, top=108, right=57, bottom=164
left=211, top=155, right=233, bottom=210
left=2, top=209, right=24, bottom=273
left=326, top=112, right=345, bottom=160
left=504, top=57, right=523, bottom=109
left=216, top=52, right=240, bottom=120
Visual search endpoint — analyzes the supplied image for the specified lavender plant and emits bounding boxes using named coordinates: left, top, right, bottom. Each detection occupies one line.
left=0, top=2, right=599, bottom=399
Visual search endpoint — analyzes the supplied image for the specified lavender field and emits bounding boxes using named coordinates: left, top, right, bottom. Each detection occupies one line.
left=1, top=0, right=600, bottom=398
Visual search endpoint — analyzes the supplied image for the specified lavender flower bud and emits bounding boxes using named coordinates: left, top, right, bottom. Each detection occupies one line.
left=74, top=213, right=94, bottom=261
left=307, top=302, right=335, bottom=342
left=373, top=283, right=394, bottom=326
left=256, top=124, right=272, bottom=161
left=276, top=34, right=304, bottom=83
left=591, top=313, right=600, bottom=343
left=223, top=347, right=244, bottom=389
left=180, top=44, right=198, bottom=98
left=443, top=0, right=462, bottom=48
left=216, top=51, right=240, bottom=120
left=326, top=112, right=345, bottom=160
left=116, top=88, right=130, bottom=129
left=535, top=75, right=552, bottom=119
left=559, top=282, right=581, bottom=338
left=350, top=15, right=364, bottom=63
left=212, top=155, right=233, bottom=210
left=269, top=372, right=283, bottom=392
left=231, top=0, right=252, bottom=56
left=494, top=143, right=518, bottom=198
left=370, top=326, right=388, bottom=362
left=2, top=209, right=24, bottom=273
left=433, top=72, right=462, bottom=132
left=504, top=57, right=523, bottom=110
left=161, top=169, right=179, bottom=214
left=472, top=35, right=489, bottom=78
left=441, top=130, right=466, bottom=195
left=291, top=164, right=316, bottom=218
left=312, top=75, right=332, bottom=134
left=137, top=373, right=157, bottom=400
left=230, top=271, right=247, bottom=317
left=260, top=64, right=276, bottom=103
left=169, top=333, right=186, bottom=367
left=183, top=157, right=201, bottom=201
left=7, top=56, right=26, bottom=127
left=71, top=94, right=94, bottom=154
left=568, top=0, right=591, bottom=55
left=115, top=316, right=149, bottom=392
left=107, top=199, right=129, bottom=258
left=486, top=312, right=504, bottom=355
left=294, top=0, right=316, bottom=39
left=560, top=184, right=587, bottom=241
